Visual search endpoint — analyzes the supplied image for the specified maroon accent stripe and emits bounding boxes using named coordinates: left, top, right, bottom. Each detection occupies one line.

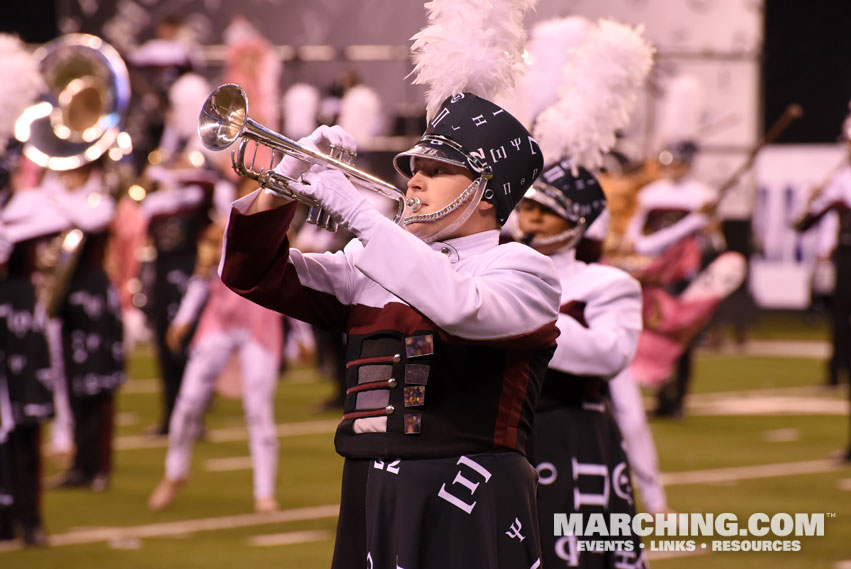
left=560, top=300, right=588, bottom=328
left=221, top=203, right=350, bottom=331
left=346, top=380, right=393, bottom=394
left=348, top=302, right=559, bottom=350
left=493, top=351, right=531, bottom=450
left=346, top=355, right=396, bottom=369
left=342, top=409, right=388, bottom=421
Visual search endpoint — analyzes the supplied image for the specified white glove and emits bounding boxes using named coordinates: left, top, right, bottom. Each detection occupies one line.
left=273, top=125, right=358, bottom=182
left=289, top=168, right=386, bottom=242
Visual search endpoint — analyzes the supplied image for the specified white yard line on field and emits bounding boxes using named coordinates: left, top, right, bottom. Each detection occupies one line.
left=115, top=419, right=339, bottom=450
left=247, top=529, right=334, bottom=547
left=698, top=339, right=830, bottom=359
left=662, top=459, right=843, bottom=486
left=0, top=504, right=340, bottom=550
left=121, top=367, right=321, bottom=395
left=686, top=395, right=847, bottom=416
left=206, top=456, right=254, bottom=472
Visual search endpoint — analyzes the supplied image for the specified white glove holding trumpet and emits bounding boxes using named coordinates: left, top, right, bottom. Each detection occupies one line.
left=250, top=124, right=384, bottom=240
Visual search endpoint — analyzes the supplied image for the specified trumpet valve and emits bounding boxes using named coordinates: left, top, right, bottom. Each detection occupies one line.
left=329, top=144, right=357, bottom=165
left=307, top=206, right=338, bottom=232
left=406, top=196, right=422, bottom=213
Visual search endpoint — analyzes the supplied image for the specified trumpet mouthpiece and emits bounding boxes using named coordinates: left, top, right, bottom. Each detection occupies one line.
left=406, top=196, right=422, bottom=212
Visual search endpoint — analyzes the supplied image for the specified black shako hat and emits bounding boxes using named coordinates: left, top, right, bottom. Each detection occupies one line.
left=393, top=93, right=544, bottom=225
left=526, top=159, right=606, bottom=228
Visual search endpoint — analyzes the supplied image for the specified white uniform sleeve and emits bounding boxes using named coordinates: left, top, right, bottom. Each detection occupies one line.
left=816, top=211, right=839, bottom=258
left=0, top=190, right=69, bottom=243
left=608, top=368, right=668, bottom=513
left=171, top=275, right=211, bottom=326
left=51, top=187, right=116, bottom=232
left=548, top=270, right=642, bottom=377
left=632, top=212, right=709, bottom=256
left=355, top=219, right=561, bottom=340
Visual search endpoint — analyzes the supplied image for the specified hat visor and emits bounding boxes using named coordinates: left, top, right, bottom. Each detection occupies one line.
left=393, top=140, right=470, bottom=179
left=523, top=185, right=571, bottom=221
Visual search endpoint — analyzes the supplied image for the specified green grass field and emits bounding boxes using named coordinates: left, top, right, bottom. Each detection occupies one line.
left=2, top=314, right=850, bottom=568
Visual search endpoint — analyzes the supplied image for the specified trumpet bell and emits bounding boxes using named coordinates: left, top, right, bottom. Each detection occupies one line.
left=198, top=83, right=407, bottom=230
left=198, top=83, right=249, bottom=151
left=17, top=34, right=130, bottom=171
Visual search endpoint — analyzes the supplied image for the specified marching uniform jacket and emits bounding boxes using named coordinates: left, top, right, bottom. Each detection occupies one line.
left=537, top=247, right=642, bottom=410
left=624, top=177, right=715, bottom=256
left=220, top=191, right=562, bottom=460
left=798, top=165, right=851, bottom=250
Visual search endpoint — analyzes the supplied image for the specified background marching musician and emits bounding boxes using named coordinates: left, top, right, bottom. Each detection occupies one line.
left=148, top=19, right=284, bottom=514
left=794, top=105, right=851, bottom=459
left=213, top=1, right=561, bottom=565
left=620, top=75, right=723, bottom=419
left=0, top=33, right=55, bottom=546
left=43, top=157, right=126, bottom=492
left=139, top=73, right=218, bottom=437
left=511, top=17, right=654, bottom=567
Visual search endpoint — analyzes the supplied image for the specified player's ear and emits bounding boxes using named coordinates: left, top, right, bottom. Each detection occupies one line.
left=477, top=200, right=495, bottom=212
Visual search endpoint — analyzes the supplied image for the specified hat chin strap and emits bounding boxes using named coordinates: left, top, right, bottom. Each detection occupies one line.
left=508, top=214, right=586, bottom=252
left=402, top=176, right=487, bottom=243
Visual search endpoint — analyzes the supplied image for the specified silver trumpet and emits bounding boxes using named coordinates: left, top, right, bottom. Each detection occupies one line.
left=198, top=83, right=405, bottom=231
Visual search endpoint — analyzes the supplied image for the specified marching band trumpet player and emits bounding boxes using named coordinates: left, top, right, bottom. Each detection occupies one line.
left=214, top=1, right=561, bottom=563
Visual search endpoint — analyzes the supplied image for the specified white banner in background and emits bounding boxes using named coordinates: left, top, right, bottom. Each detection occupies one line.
left=751, top=144, right=845, bottom=308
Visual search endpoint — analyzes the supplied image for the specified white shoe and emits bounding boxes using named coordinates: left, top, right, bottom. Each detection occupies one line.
left=254, top=497, right=280, bottom=513
left=148, top=478, right=185, bottom=511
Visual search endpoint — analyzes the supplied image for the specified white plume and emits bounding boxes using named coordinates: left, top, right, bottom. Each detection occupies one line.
left=409, top=0, right=538, bottom=121
left=282, top=83, right=320, bottom=140
left=517, top=16, right=591, bottom=127
left=0, top=34, right=44, bottom=155
left=657, top=74, right=703, bottom=148
left=533, top=19, right=654, bottom=171
left=168, top=73, right=211, bottom=140
left=338, top=85, right=384, bottom=145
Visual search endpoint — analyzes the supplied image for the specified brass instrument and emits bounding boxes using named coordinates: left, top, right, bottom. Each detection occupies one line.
left=15, top=34, right=130, bottom=316
left=198, top=83, right=405, bottom=231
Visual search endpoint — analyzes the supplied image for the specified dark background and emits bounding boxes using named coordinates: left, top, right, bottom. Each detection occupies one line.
left=762, top=0, right=851, bottom=143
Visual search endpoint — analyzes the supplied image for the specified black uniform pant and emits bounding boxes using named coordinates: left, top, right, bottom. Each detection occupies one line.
left=0, top=425, right=42, bottom=535
left=531, top=405, right=647, bottom=569
left=150, top=253, right=195, bottom=433
left=332, top=453, right=542, bottom=569
left=655, top=345, right=693, bottom=417
left=69, top=391, right=115, bottom=479
left=153, top=324, right=189, bottom=433
left=829, top=250, right=851, bottom=386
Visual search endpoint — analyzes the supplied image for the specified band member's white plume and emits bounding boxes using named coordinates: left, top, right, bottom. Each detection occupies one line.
left=516, top=16, right=591, bottom=127
left=282, top=83, right=320, bottom=140
left=656, top=74, right=703, bottom=150
left=533, top=20, right=654, bottom=171
left=0, top=34, right=44, bottom=154
left=339, top=85, right=384, bottom=145
left=408, top=0, right=537, bottom=121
